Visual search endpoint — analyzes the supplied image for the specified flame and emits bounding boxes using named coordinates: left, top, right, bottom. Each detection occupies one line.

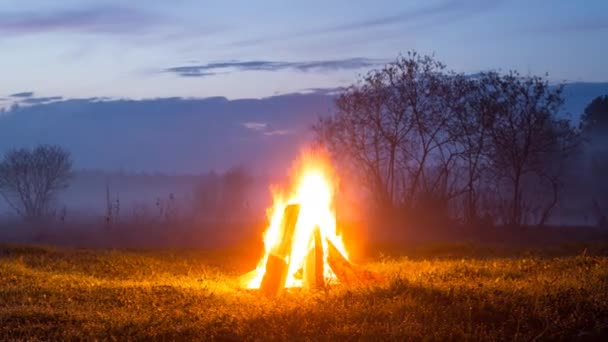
left=246, top=150, right=349, bottom=289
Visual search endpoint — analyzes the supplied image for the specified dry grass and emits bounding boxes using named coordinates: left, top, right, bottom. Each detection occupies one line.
left=1, top=243, right=607, bottom=341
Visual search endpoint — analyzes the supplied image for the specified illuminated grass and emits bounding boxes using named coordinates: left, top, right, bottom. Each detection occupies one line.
left=1, top=244, right=607, bottom=340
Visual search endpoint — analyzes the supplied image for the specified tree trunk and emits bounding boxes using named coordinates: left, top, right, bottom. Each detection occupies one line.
left=512, top=173, right=522, bottom=227
left=538, top=178, right=559, bottom=227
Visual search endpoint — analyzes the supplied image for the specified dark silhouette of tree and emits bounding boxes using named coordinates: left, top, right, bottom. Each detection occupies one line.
left=315, top=52, right=580, bottom=229
left=448, top=75, right=494, bottom=224
left=0, top=145, right=72, bottom=222
left=314, top=52, right=466, bottom=224
left=477, top=71, right=579, bottom=227
left=581, top=95, right=608, bottom=226
left=580, top=95, right=608, bottom=136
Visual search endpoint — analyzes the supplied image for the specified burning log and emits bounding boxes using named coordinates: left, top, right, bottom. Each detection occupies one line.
left=327, top=237, right=383, bottom=285
left=326, top=237, right=358, bottom=284
left=259, top=204, right=300, bottom=296
left=303, top=226, right=324, bottom=289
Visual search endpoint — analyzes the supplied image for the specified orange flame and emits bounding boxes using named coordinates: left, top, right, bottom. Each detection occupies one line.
left=246, top=150, right=349, bottom=288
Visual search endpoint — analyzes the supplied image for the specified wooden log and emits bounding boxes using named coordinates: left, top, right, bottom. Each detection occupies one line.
left=259, top=204, right=300, bottom=297
left=259, top=254, right=288, bottom=296
left=326, top=237, right=384, bottom=285
left=303, top=226, right=324, bottom=289
left=312, top=227, right=324, bottom=287
left=326, top=237, right=358, bottom=284
left=274, top=204, right=300, bottom=258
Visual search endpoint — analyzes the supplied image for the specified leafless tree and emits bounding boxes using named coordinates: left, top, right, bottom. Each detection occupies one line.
left=315, top=53, right=581, bottom=230
left=478, top=72, right=579, bottom=227
left=0, top=144, right=72, bottom=222
left=580, top=95, right=608, bottom=226
left=314, top=52, right=464, bottom=222
left=448, top=75, right=495, bottom=224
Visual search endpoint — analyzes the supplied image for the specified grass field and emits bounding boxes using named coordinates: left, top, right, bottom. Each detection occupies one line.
left=1, top=242, right=607, bottom=341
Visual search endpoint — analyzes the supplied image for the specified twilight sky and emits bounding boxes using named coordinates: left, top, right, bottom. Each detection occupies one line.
left=1, top=0, right=607, bottom=101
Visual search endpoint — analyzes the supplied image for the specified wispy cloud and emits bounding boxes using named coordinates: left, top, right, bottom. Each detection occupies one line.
left=317, top=0, right=471, bottom=34
left=0, top=5, right=162, bottom=36
left=175, top=71, right=219, bottom=78
left=165, top=58, right=383, bottom=77
left=263, top=129, right=291, bottom=136
left=21, top=96, right=63, bottom=105
left=232, top=0, right=503, bottom=46
left=525, top=17, right=608, bottom=35
left=300, top=87, right=346, bottom=96
left=242, top=122, right=268, bottom=131
left=242, top=121, right=292, bottom=136
left=9, top=91, right=34, bottom=98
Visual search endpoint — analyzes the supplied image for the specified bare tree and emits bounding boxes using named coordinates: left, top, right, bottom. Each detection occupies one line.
left=315, top=52, right=582, bottom=230
left=580, top=95, right=608, bottom=226
left=0, top=144, right=72, bottom=222
left=448, top=75, right=495, bottom=224
left=314, top=52, right=464, bottom=223
left=478, top=72, right=579, bottom=227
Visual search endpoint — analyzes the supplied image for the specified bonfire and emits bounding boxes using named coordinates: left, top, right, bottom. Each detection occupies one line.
left=241, top=150, right=378, bottom=296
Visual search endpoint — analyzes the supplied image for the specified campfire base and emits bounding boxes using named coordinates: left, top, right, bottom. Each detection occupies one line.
left=244, top=202, right=383, bottom=296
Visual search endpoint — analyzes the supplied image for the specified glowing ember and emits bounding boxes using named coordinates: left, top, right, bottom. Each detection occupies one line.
left=244, top=150, right=349, bottom=290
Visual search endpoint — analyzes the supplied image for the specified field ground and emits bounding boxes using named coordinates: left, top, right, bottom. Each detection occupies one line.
left=1, top=241, right=608, bottom=341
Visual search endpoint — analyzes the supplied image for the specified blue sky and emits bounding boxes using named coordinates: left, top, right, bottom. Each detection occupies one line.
left=1, top=0, right=607, bottom=101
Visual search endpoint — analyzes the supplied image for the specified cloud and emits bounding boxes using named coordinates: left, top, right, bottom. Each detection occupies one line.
left=232, top=0, right=503, bottom=46
left=171, top=70, right=218, bottom=77
left=10, top=91, right=34, bottom=98
left=242, top=121, right=292, bottom=136
left=526, top=17, right=608, bottom=35
left=300, top=87, right=346, bottom=96
left=165, top=58, right=382, bottom=77
left=318, top=0, right=500, bottom=34
left=0, top=5, right=162, bottom=36
left=242, top=122, right=268, bottom=130
left=263, top=129, right=291, bottom=136
left=21, top=96, right=63, bottom=104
